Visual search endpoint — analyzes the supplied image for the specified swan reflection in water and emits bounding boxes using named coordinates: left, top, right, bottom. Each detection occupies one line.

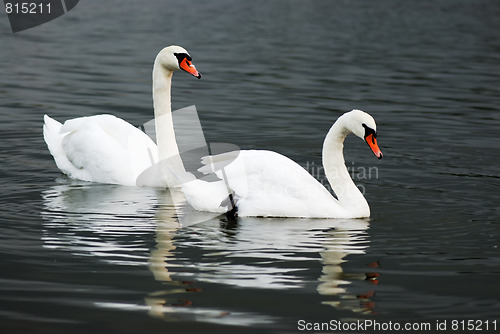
left=41, top=181, right=378, bottom=324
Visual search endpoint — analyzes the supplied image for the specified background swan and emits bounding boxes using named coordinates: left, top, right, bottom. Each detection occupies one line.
left=180, top=110, right=383, bottom=218
left=43, top=45, right=201, bottom=186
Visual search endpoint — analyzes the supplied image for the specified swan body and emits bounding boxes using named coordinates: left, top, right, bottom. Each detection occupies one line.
left=43, top=45, right=201, bottom=187
left=43, top=114, right=158, bottom=186
left=181, top=110, right=383, bottom=219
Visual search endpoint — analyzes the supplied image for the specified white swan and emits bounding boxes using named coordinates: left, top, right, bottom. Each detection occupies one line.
left=180, top=110, right=383, bottom=218
left=43, top=45, right=201, bottom=186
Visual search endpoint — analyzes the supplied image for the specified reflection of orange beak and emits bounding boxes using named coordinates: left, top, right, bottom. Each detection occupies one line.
left=365, top=134, right=383, bottom=159
left=179, top=58, right=202, bottom=79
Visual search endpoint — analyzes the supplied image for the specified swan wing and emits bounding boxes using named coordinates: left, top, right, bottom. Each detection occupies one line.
left=183, top=150, right=344, bottom=218
left=44, top=114, right=158, bottom=186
left=232, top=150, right=343, bottom=217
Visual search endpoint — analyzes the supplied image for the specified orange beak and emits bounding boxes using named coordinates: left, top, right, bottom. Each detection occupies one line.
left=179, top=57, right=201, bottom=79
left=365, top=134, right=383, bottom=159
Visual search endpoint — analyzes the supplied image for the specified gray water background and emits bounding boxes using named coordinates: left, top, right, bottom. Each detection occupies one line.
left=0, top=0, right=499, bottom=333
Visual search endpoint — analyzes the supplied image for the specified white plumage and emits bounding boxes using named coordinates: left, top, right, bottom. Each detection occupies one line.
left=43, top=45, right=201, bottom=187
left=43, top=114, right=158, bottom=186
left=181, top=110, right=383, bottom=218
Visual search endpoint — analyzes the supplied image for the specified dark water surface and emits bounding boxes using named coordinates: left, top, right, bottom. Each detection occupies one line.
left=1, top=1, right=499, bottom=333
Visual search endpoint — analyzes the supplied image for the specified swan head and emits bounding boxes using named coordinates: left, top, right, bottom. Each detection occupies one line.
left=156, top=45, right=202, bottom=79
left=344, top=109, right=383, bottom=159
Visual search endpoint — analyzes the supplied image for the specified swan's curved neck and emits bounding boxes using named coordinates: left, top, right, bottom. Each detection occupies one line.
left=152, top=63, right=185, bottom=174
left=322, top=118, right=369, bottom=217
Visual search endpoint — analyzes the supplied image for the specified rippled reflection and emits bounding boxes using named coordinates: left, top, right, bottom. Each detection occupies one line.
left=41, top=180, right=377, bottom=325
left=41, top=180, right=274, bottom=325
left=41, top=180, right=159, bottom=264
left=148, top=208, right=377, bottom=317
left=316, top=220, right=378, bottom=314
left=172, top=217, right=375, bottom=314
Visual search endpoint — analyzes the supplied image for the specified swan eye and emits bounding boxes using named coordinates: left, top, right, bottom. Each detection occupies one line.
left=362, top=123, right=377, bottom=140
left=174, top=52, right=192, bottom=65
left=174, top=52, right=201, bottom=79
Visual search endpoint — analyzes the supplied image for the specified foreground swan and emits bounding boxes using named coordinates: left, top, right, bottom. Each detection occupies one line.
left=181, top=110, right=383, bottom=218
left=43, top=45, right=201, bottom=186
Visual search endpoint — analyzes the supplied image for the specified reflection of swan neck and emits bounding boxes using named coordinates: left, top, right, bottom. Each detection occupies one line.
left=323, top=119, right=369, bottom=215
left=152, top=63, right=182, bottom=168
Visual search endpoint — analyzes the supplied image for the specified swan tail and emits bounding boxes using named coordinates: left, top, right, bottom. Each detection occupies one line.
left=43, top=115, right=74, bottom=176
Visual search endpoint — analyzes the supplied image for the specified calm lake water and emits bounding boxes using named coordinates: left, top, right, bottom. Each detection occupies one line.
left=1, top=0, right=499, bottom=333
